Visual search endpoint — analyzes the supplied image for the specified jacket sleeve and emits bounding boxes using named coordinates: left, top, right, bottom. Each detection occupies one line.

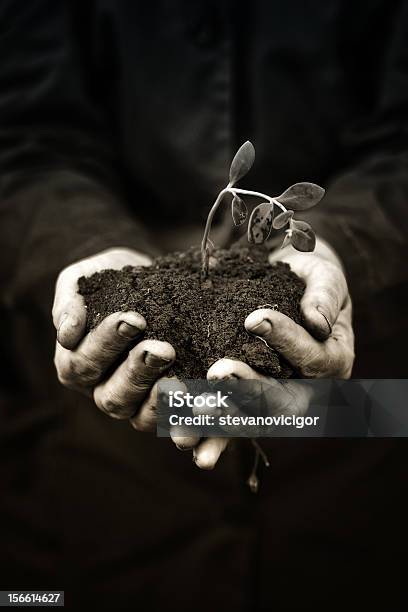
left=301, top=3, right=408, bottom=305
left=0, top=0, right=157, bottom=307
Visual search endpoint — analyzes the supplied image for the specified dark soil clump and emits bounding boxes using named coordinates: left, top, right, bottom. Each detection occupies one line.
left=78, top=245, right=305, bottom=379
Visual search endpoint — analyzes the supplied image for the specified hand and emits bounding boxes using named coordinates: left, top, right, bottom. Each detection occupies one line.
left=53, top=247, right=176, bottom=427
left=245, top=236, right=355, bottom=378
left=188, top=237, right=355, bottom=469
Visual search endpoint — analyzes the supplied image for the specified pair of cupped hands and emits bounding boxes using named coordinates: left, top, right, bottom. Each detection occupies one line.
left=53, top=239, right=354, bottom=469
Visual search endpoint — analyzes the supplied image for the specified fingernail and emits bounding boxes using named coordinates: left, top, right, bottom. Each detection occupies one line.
left=316, top=306, right=332, bottom=335
left=57, top=314, right=79, bottom=340
left=176, top=443, right=194, bottom=451
left=249, top=318, right=272, bottom=336
left=144, top=352, right=172, bottom=368
left=118, top=321, right=142, bottom=339
left=58, top=313, right=68, bottom=328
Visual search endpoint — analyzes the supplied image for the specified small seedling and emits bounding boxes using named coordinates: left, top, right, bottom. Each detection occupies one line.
left=201, top=141, right=325, bottom=278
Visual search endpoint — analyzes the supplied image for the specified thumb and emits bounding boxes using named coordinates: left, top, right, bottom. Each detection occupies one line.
left=300, top=259, right=348, bottom=341
left=52, top=266, right=87, bottom=350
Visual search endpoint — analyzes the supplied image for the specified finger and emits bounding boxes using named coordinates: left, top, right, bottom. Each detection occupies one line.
left=165, top=379, right=201, bottom=448
left=300, top=260, right=348, bottom=340
left=245, top=308, right=352, bottom=378
left=93, top=339, right=175, bottom=419
left=329, top=298, right=355, bottom=378
left=269, top=241, right=349, bottom=340
left=193, top=438, right=228, bottom=470
left=207, top=359, right=266, bottom=435
left=129, top=378, right=161, bottom=433
left=52, top=248, right=151, bottom=350
left=209, top=357, right=293, bottom=396
left=172, top=391, right=221, bottom=449
left=52, top=266, right=87, bottom=350
left=170, top=428, right=201, bottom=450
left=207, top=357, right=267, bottom=410
left=130, top=377, right=201, bottom=450
left=207, top=357, right=264, bottom=381
left=207, top=358, right=309, bottom=422
left=54, top=311, right=146, bottom=390
left=271, top=249, right=348, bottom=340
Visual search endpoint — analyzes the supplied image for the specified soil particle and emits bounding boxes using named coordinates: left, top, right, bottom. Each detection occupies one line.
left=78, top=245, right=305, bottom=379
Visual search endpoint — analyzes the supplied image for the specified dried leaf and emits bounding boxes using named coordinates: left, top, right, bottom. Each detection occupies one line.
left=247, top=473, right=259, bottom=494
left=247, top=202, right=273, bottom=244
left=231, top=195, right=248, bottom=226
left=291, top=227, right=316, bottom=252
left=276, top=182, right=325, bottom=211
left=229, top=141, right=255, bottom=185
left=272, top=209, right=294, bottom=229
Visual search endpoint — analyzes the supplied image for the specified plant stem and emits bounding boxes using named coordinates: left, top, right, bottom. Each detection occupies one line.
left=200, top=185, right=288, bottom=279
left=201, top=186, right=229, bottom=279
left=229, top=188, right=287, bottom=214
left=251, top=438, right=270, bottom=467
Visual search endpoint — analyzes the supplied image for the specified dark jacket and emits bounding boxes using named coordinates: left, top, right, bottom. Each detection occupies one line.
left=0, top=1, right=407, bottom=610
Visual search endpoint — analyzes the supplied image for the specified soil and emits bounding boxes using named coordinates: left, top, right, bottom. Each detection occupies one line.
left=78, top=245, right=305, bottom=379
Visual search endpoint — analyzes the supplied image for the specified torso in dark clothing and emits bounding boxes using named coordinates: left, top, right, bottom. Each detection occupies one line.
left=1, top=2, right=407, bottom=610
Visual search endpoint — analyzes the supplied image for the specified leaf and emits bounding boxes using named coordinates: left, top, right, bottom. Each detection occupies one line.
left=231, top=195, right=248, bottom=226
left=247, top=202, right=273, bottom=244
left=290, top=227, right=316, bottom=252
left=291, top=219, right=313, bottom=233
left=276, top=182, right=325, bottom=211
left=272, top=209, right=294, bottom=229
left=281, top=232, right=292, bottom=249
left=229, top=141, right=255, bottom=185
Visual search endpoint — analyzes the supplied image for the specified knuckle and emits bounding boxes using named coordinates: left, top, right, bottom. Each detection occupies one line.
left=130, top=412, right=155, bottom=432
left=299, top=364, right=319, bottom=378
left=94, top=389, right=134, bottom=419
left=126, top=358, right=157, bottom=388
left=66, top=353, right=101, bottom=385
left=55, top=355, right=76, bottom=388
left=323, top=343, right=355, bottom=378
left=56, top=369, right=76, bottom=390
left=297, top=351, right=323, bottom=378
left=55, top=359, right=82, bottom=391
left=126, top=357, right=143, bottom=379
